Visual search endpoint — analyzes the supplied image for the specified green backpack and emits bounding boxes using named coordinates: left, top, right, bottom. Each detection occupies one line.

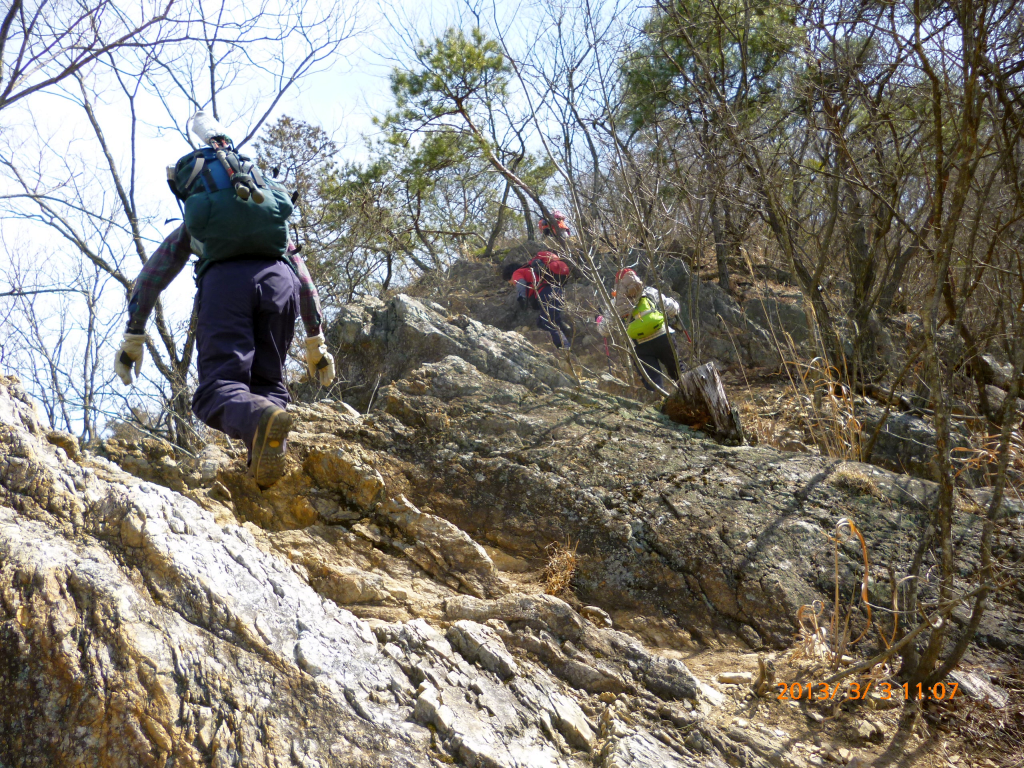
left=627, top=295, right=665, bottom=341
left=170, top=147, right=293, bottom=276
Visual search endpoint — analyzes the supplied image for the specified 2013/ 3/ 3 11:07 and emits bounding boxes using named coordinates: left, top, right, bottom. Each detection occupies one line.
left=777, top=681, right=959, bottom=701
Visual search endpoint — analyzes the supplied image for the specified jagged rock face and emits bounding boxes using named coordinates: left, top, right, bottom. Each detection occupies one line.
left=1, top=293, right=1020, bottom=766
left=326, top=294, right=574, bottom=410
left=0, top=374, right=741, bottom=767
left=327, top=297, right=1019, bottom=651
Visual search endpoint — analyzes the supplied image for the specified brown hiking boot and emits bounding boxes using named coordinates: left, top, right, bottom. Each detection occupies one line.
left=249, top=405, right=293, bottom=488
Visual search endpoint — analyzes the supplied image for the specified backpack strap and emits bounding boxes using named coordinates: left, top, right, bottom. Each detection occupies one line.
left=249, top=163, right=267, bottom=188
left=633, top=296, right=660, bottom=321
left=200, top=165, right=219, bottom=193
left=183, top=155, right=206, bottom=190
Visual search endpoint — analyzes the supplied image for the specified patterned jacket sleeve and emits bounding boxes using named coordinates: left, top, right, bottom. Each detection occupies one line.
left=126, top=224, right=193, bottom=333
left=287, top=249, right=324, bottom=337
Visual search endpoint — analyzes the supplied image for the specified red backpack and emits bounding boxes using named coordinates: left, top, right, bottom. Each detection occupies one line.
left=529, top=251, right=571, bottom=286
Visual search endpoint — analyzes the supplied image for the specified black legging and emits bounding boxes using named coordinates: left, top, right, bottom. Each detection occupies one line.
left=633, top=332, right=680, bottom=390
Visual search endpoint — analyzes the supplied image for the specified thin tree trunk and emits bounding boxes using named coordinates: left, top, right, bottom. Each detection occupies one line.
left=710, top=195, right=732, bottom=294
left=484, top=179, right=512, bottom=259
left=511, top=184, right=535, bottom=241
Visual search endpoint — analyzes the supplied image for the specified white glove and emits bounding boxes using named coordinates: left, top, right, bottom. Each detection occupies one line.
left=595, top=315, right=612, bottom=338
left=114, top=333, right=149, bottom=386
left=304, top=333, right=336, bottom=386
left=663, top=295, right=680, bottom=318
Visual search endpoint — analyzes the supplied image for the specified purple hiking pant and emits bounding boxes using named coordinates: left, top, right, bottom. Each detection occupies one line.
left=191, top=259, right=299, bottom=450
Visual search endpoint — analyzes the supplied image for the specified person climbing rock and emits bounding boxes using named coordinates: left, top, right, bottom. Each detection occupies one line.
left=598, top=268, right=682, bottom=390
left=538, top=210, right=571, bottom=240
left=503, top=261, right=542, bottom=311
left=503, top=253, right=573, bottom=350
left=528, top=251, right=573, bottom=350
left=114, top=112, right=334, bottom=489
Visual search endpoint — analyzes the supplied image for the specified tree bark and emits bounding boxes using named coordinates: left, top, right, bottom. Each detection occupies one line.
left=483, top=179, right=512, bottom=260
left=511, top=184, right=535, bottom=241
left=662, top=362, right=743, bottom=442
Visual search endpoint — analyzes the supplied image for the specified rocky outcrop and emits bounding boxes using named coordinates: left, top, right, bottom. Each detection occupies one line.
left=742, top=296, right=810, bottom=345
left=0, top=373, right=791, bottom=767
left=2, top=281, right=1021, bottom=766
left=328, top=294, right=575, bottom=409
left=859, top=406, right=974, bottom=482
left=975, top=354, right=1022, bottom=393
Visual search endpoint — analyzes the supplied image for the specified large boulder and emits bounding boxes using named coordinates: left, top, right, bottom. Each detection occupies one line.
left=327, top=293, right=575, bottom=409
left=4, top=280, right=1022, bottom=766
left=859, top=406, right=975, bottom=482
left=742, top=296, right=810, bottom=344
left=0, top=372, right=773, bottom=768
left=976, top=354, right=1022, bottom=393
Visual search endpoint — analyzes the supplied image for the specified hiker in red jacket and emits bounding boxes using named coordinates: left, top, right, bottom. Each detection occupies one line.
left=503, top=256, right=571, bottom=349
left=503, top=262, right=542, bottom=310
left=528, top=251, right=573, bottom=350
left=538, top=211, right=571, bottom=240
left=533, top=254, right=573, bottom=350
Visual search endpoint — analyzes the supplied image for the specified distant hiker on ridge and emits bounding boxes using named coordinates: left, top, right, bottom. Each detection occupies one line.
left=114, top=111, right=335, bottom=489
left=538, top=210, right=570, bottom=240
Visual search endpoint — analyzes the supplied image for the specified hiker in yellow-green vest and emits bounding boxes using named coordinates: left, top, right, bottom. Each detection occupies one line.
left=597, top=268, right=682, bottom=390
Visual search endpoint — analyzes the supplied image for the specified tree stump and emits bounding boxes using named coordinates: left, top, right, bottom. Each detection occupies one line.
left=662, top=362, right=743, bottom=442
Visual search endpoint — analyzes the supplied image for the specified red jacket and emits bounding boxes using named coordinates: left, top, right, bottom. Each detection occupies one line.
left=511, top=267, right=541, bottom=296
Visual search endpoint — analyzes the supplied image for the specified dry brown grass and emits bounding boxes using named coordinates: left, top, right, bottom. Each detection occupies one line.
left=544, top=539, right=579, bottom=596
left=830, top=465, right=883, bottom=499
left=791, top=517, right=885, bottom=677
left=734, top=389, right=810, bottom=450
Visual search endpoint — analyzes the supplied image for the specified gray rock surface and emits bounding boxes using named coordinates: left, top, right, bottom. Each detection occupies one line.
left=976, top=354, right=1021, bottom=392
left=329, top=294, right=574, bottom=409
left=860, top=406, right=973, bottom=481
left=0, top=372, right=775, bottom=767
left=662, top=259, right=782, bottom=368
left=2, top=280, right=1020, bottom=766
left=742, top=296, right=810, bottom=344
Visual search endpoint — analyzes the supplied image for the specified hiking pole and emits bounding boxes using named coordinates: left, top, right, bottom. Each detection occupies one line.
left=211, top=139, right=264, bottom=203
left=596, top=315, right=613, bottom=375
left=673, top=317, right=692, bottom=344
left=190, top=112, right=263, bottom=203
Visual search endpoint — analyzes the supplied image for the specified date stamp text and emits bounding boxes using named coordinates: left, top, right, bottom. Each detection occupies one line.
left=777, top=680, right=958, bottom=701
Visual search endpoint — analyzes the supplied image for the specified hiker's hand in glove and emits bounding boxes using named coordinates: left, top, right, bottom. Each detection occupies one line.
left=304, top=333, right=336, bottom=387
left=114, top=333, right=149, bottom=386
left=595, top=315, right=611, bottom=337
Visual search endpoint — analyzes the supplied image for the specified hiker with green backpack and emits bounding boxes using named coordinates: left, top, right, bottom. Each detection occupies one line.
left=597, top=268, right=682, bottom=390
left=114, top=112, right=335, bottom=488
